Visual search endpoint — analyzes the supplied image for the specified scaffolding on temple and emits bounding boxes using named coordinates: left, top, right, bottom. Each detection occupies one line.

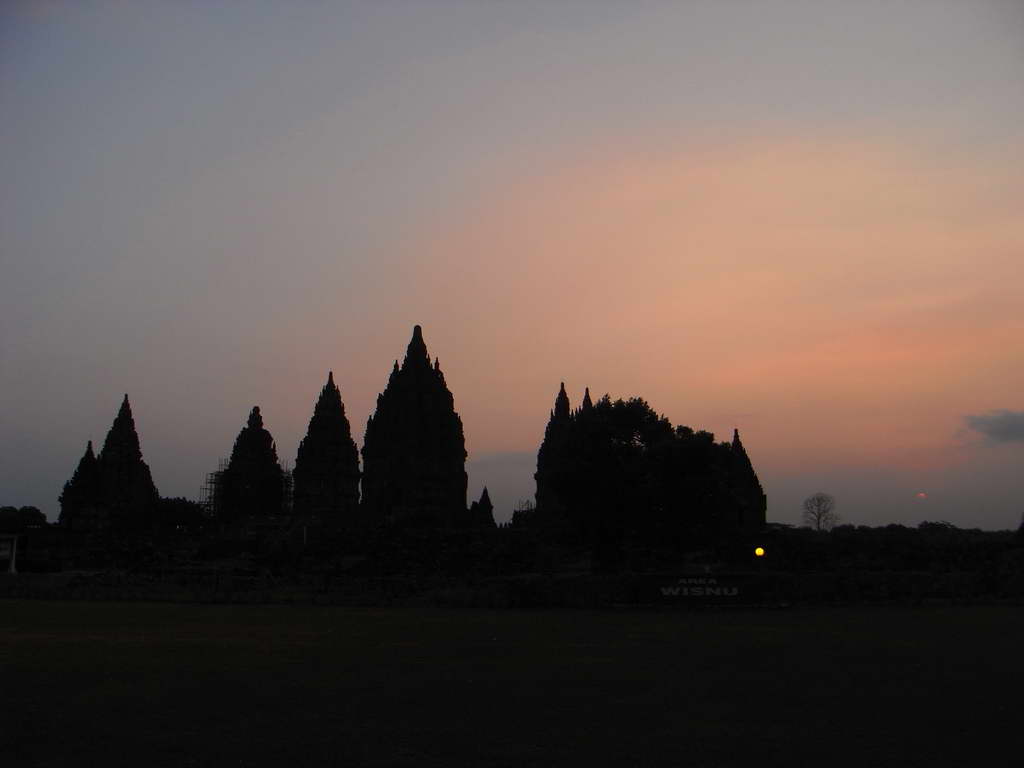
left=200, top=459, right=228, bottom=520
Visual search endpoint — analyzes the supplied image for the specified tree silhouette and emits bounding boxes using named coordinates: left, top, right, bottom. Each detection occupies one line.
left=802, top=492, right=839, bottom=531
left=0, top=506, right=46, bottom=533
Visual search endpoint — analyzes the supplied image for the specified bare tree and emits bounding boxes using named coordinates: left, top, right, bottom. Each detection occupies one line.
left=802, top=492, right=839, bottom=531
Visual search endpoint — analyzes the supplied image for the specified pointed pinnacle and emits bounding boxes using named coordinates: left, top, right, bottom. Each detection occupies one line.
left=404, top=324, right=430, bottom=367
left=554, top=382, right=571, bottom=420
left=732, top=428, right=747, bottom=452
left=247, top=406, right=263, bottom=430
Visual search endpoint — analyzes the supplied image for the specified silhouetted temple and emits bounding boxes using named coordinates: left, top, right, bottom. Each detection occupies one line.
left=100, top=395, right=160, bottom=529
left=218, top=406, right=284, bottom=521
left=361, top=325, right=468, bottom=527
left=532, top=384, right=766, bottom=563
left=59, top=395, right=159, bottom=532
left=292, top=371, right=360, bottom=521
left=58, top=440, right=101, bottom=531
left=468, top=487, right=496, bottom=528
left=534, top=382, right=572, bottom=520
left=729, top=428, right=768, bottom=535
left=53, top=338, right=769, bottom=575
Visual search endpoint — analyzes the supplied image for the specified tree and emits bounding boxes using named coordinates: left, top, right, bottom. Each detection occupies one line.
left=0, top=506, right=45, bottom=533
left=802, top=492, right=839, bottom=531
left=156, top=497, right=207, bottom=532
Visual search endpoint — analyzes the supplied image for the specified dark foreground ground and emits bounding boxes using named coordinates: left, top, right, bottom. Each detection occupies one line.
left=2, top=600, right=1019, bottom=767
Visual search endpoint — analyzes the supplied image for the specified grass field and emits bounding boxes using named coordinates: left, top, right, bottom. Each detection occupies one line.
left=2, top=600, right=1019, bottom=767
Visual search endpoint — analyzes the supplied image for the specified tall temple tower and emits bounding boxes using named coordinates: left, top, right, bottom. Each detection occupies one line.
left=58, top=395, right=159, bottom=533
left=97, top=394, right=159, bottom=531
left=730, top=428, right=768, bottom=534
left=534, top=382, right=573, bottom=518
left=59, top=440, right=102, bottom=531
left=293, top=371, right=361, bottom=520
left=361, top=325, right=467, bottom=527
left=219, top=406, right=284, bottom=521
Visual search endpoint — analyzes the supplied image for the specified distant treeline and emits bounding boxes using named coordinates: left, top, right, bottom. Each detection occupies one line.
left=761, top=521, right=1022, bottom=575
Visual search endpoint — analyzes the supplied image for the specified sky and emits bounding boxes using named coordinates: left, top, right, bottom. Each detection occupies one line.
left=2, top=0, right=1023, bottom=528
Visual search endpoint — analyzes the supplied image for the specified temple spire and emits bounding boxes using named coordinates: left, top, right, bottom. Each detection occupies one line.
left=470, top=486, right=495, bottom=527
left=581, top=387, right=593, bottom=412
left=101, top=393, right=142, bottom=465
left=403, top=324, right=430, bottom=369
left=553, top=382, right=571, bottom=420
left=362, top=325, right=467, bottom=527
left=293, top=371, right=360, bottom=519
left=59, top=439, right=103, bottom=529
left=221, top=405, right=283, bottom=521
left=247, top=406, right=263, bottom=430
left=96, top=392, right=158, bottom=530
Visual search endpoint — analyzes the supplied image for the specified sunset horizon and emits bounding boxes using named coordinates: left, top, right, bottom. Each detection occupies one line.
left=5, top=5, right=1024, bottom=767
left=3, top=1, right=1022, bottom=529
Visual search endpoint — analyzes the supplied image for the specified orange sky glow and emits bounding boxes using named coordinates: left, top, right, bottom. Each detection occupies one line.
left=2, top=2, right=1022, bottom=527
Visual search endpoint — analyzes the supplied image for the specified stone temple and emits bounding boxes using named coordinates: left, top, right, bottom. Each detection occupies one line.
left=218, top=406, right=284, bottom=521
left=292, top=371, right=360, bottom=522
left=59, top=395, right=158, bottom=533
left=361, top=325, right=468, bottom=527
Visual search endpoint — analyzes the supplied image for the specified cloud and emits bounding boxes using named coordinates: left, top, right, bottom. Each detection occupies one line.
left=965, top=410, right=1024, bottom=443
